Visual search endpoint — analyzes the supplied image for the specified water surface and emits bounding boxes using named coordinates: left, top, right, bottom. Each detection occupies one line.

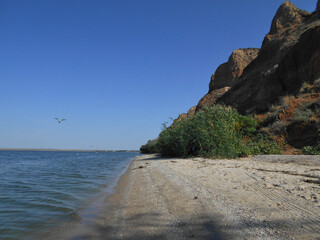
left=0, top=151, right=138, bottom=240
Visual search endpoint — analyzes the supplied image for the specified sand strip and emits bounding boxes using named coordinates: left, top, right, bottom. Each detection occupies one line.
left=52, top=154, right=320, bottom=239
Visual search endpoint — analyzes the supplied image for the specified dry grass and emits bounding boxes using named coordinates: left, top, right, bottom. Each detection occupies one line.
left=256, top=80, right=320, bottom=153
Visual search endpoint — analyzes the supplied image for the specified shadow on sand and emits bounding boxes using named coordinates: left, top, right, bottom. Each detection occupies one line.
left=69, top=204, right=318, bottom=240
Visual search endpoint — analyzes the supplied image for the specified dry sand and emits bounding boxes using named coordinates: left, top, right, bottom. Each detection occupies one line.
left=50, top=154, right=320, bottom=239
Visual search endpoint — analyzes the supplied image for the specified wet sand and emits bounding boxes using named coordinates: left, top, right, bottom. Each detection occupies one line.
left=49, top=154, right=320, bottom=239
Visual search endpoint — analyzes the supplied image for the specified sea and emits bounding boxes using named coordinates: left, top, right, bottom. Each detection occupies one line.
left=0, top=150, right=139, bottom=240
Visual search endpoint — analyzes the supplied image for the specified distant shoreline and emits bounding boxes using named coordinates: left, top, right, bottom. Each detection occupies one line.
left=0, top=148, right=139, bottom=152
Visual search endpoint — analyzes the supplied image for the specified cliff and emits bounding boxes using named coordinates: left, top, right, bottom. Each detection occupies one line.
left=175, top=48, right=259, bottom=122
left=143, top=1, right=320, bottom=154
left=197, top=48, right=259, bottom=111
left=172, top=1, right=320, bottom=150
left=218, top=1, right=320, bottom=114
left=208, top=48, right=260, bottom=92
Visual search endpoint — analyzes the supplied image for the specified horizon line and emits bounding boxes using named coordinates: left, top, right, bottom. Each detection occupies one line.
left=0, top=148, right=140, bottom=152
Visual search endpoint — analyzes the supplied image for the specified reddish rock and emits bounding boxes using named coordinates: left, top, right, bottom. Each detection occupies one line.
left=269, top=1, right=308, bottom=35
left=192, top=48, right=258, bottom=112
left=172, top=1, right=320, bottom=126
left=218, top=1, right=319, bottom=114
left=196, top=87, right=230, bottom=111
left=187, top=106, right=196, bottom=116
left=256, top=1, right=310, bottom=63
left=174, top=113, right=187, bottom=124
left=172, top=106, right=197, bottom=126
left=142, top=1, right=320, bottom=151
left=209, top=48, right=259, bottom=91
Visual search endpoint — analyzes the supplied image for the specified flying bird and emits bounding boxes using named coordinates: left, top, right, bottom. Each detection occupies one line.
left=54, top=118, right=66, bottom=123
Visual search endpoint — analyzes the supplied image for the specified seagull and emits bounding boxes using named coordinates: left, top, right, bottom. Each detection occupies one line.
left=54, top=118, right=66, bottom=123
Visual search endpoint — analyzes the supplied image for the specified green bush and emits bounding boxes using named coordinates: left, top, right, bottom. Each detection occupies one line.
left=303, top=145, right=320, bottom=155
left=246, top=134, right=280, bottom=155
left=235, top=114, right=258, bottom=137
left=157, top=105, right=278, bottom=159
left=140, top=139, right=160, bottom=154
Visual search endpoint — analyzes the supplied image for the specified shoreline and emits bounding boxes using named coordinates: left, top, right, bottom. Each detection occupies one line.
left=48, top=154, right=320, bottom=239
left=39, top=155, right=137, bottom=240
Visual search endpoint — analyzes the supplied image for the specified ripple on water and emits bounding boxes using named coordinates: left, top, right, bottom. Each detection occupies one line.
left=0, top=151, right=139, bottom=240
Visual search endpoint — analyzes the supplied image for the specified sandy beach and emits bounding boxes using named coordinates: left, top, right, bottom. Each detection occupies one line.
left=49, top=154, right=320, bottom=239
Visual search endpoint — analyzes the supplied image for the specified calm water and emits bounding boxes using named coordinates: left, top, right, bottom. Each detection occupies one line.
left=0, top=151, right=139, bottom=240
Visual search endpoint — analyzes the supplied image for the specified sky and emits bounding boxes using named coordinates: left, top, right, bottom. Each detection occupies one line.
left=0, top=0, right=317, bottom=150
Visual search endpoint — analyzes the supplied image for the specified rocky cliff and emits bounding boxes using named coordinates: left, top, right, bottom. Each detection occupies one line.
left=197, top=48, right=259, bottom=111
left=172, top=106, right=196, bottom=125
left=208, top=48, right=260, bottom=92
left=176, top=1, right=320, bottom=118
left=174, top=48, right=259, bottom=122
left=169, top=1, right=320, bottom=151
left=217, top=1, right=320, bottom=114
left=196, top=87, right=230, bottom=111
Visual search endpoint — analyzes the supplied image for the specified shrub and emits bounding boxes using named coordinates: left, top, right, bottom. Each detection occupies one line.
left=293, top=107, right=314, bottom=122
left=300, top=82, right=312, bottom=93
left=269, top=119, right=288, bottom=134
left=157, top=105, right=279, bottom=159
left=235, top=114, right=258, bottom=137
left=246, top=134, right=280, bottom=155
left=280, top=95, right=294, bottom=109
left=140, top=139, right=160, bottom=154
left=303, top=145, right=320, bottom=155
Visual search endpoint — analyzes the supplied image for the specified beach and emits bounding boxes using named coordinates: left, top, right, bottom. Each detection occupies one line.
left=57, top=153, right=319, bottom=239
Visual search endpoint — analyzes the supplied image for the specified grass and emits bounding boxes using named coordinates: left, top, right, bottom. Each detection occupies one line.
left=293, top=107, right=315, bottom=122
left=255, top=79, right=320, bottom=153
left=280, top=95, right=294, bottom=109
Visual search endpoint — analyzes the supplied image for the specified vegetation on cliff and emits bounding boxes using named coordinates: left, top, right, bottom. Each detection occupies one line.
left=257, top=78, right=320, bottom=155
left=141, top=1, right=320, bottom=157
left=141, top=105, right=280, bottom=158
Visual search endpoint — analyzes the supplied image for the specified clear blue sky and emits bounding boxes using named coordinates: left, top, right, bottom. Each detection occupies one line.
left=0, top=0, right=316, bottom=150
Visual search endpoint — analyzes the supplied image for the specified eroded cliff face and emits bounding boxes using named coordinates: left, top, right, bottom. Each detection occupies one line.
left=172, top=106, right=196, bottom=126
left=196, top=48, right=259, bottom=111
left=218, top=1, right=320, bottom=114
left=175, top=48, right=259, bottom=122
left=208, top=48, right=259, bottom=92
left=172, top=1, right=320, bottom=137
left=196, top=87, right=230, bottom=111
left=143, top=1, right=320, bottom=153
